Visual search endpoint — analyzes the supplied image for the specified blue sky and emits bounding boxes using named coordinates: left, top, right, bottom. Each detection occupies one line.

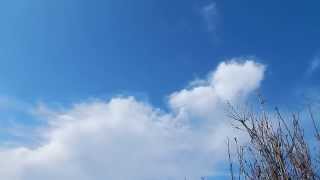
left=0, top=0, right=319, bottom=179
left=0, top=0, right=318, bottom=105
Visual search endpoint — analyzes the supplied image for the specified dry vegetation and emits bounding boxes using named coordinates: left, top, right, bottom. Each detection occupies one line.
left=227, top=98, right=320, bottom=180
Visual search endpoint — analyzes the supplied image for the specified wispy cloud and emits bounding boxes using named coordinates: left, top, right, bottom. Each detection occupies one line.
left=307, top=54, right=320, bottom=76
left=200, top=2, right=219, bottom=33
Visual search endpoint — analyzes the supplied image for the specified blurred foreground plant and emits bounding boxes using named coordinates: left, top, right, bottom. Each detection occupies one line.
left=227, top=99, right=320, bottom=180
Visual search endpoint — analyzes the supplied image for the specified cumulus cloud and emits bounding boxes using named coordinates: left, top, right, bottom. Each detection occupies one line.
left=170, top=60, right=265, bottom=119
left=0, top=59, right=266, bottom=180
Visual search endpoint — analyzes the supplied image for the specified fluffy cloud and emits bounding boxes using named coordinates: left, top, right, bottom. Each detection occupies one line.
left=169, top=60, right=265, bottom=119
left=0, top=59, right=265, bottom=180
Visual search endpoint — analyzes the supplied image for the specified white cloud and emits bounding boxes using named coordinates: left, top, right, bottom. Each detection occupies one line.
left=170, top=60, right=265, bottom=119
left=0, top=59, right=266, bottom=180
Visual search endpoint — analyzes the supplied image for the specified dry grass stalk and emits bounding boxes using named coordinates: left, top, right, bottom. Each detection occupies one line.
left=227, top=101, right=319, bottom=180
